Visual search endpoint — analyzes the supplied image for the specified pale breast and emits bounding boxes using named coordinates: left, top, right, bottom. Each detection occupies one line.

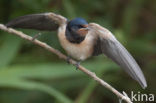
left=58, top=25, right=95, bottom=61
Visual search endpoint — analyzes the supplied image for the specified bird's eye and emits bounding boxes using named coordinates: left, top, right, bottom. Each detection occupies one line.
left=78, top=25, right=85, bottom=28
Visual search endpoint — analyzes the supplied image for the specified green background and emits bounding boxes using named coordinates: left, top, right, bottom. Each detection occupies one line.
left=0, top=0, right=156, bottom=103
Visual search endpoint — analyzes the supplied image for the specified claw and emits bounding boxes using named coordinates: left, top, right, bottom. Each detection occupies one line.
left=66, top=56, right=71, bottom=64
left=75, top=61, right=81, bottom=70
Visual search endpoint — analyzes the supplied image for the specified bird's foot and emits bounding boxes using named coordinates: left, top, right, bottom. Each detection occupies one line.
left=66, top=56, right=71, bottom=64
left=75, top=61, right=81, bottom=70
left=32, top=33, right=41, bottom=41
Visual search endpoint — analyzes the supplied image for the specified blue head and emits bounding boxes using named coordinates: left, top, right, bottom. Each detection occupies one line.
left=66, top=18, right=89, bottom=43
left=68, top=18, right=88, bottom=28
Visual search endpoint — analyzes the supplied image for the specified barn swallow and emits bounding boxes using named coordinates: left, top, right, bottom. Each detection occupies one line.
left=6, top=12, right=147, bottom=89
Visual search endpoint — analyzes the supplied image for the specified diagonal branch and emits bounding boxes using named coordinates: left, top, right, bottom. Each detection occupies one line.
left=0, top=24, right=133, bottom=103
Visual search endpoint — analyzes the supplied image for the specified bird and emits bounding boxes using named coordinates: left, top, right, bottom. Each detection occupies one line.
left=6, top=12, right=147, bottom=89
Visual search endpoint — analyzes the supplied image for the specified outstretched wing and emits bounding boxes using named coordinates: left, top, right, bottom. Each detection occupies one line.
left=89, top=23, right=147, bottom=89
left=6, top=12, right=67, bottom=31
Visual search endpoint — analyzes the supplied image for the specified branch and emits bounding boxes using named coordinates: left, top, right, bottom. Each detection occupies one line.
left=0, top=24, right=132, bottom=103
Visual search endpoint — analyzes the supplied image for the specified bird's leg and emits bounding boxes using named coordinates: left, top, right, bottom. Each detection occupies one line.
left=66, top=56, right=71, bottom=64
left=75, top=61, right=81, bottom=70
left=32, top=33, right=41, bottom=41
left=66, top=56, right=80, bottom=70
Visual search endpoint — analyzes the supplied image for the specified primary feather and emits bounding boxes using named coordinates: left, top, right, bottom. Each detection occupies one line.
left=6, top=13, right=67, bottom=31
left=89, top=23, right=147, bottom=89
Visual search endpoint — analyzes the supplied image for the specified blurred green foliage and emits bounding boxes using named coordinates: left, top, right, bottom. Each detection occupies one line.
left=0, top=0, right=156, bottom=103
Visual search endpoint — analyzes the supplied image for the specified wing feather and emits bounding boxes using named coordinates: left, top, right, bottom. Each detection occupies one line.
left=6, top=12, right=67, bottom=31
left=89, top=23, right=147, bottom=89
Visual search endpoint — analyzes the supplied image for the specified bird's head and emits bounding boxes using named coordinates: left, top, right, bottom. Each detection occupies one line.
left=67, top=18, right=89, bottom=37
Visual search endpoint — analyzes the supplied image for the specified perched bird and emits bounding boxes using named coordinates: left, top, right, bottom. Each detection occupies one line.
left=6, top=12, right=147, bottom=89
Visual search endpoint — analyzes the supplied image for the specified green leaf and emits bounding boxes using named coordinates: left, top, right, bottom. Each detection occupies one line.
left=75, top=80, right=97, bottom=103
left=0, top=63, right=81, bottom=79
left=0, top=34, right=21, bottom=67
left=0, top=61, right=117, bottom=79
left=0, top=78, right=73, bottom=103
left=75, top=62, right=111, bottom=103
left=0, top=59, right=117, bottom=103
